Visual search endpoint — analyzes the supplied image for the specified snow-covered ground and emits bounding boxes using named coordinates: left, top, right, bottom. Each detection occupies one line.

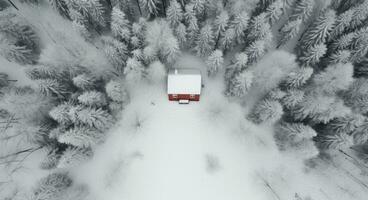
left=70, top=58, right=368, bottom=200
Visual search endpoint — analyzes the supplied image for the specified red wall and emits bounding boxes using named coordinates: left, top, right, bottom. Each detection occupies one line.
left=168, top=94, right=200, bottom=101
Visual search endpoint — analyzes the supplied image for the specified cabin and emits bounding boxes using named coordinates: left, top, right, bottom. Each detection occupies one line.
left=167, top=68, right=202, bottom=104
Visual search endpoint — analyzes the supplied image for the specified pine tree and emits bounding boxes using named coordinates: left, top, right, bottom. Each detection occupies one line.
left=48, top=0, right=70, bottom=19
left=174, top=22, right=187, bottom=48
left=299, top=9, right=336, bottom=48
left=247, top=13, right=271, bottom=42
left=274, top=122, right=317, bottom=148
left=329, top=9, right=354, bottom=40
left=49, top=103, right=73, bottom=125
left=195, top=23, right=214, bottom=57
left=224, top=52, right=248, bottom=84
left=281, top=89, right=305, bottom=109
left=0, top=36, right=34, bottom=64
left=124, top=57, right=145, bottom=82
left=326, top=114, right=364, bottom=135
left=40, top=149, right=60, bottom=170
left=330, top=31, right=355, bottom=51
left=266, top=88, right=286, bottom=100
left=184, top=4, right=199, bottom=46
left=231, top=10, right=249, bottom=44
left=192, top=0, right=205, bottom=16
left=65, top=0, right=106, bottom=28
left=105, top=80, right=129, bottom=104
left=78, top=91, right=107, bottom=107
left=326, top=50, right=351, bottom=64
left=278, top=18, right=302, bottom=48
left=132, top=17, right=147, bottom=44
left=298, top=43, right=327, bottom=66
left=316, top=132, right=353, bottom=150
left=140, top=0, right=158, bottom=16
left=167, top=0, right=183, bottom=27
left=72, top=73, right=97, bottom=90
left=343, top=78, right=368, bottom=114
left=75, top=107, right=114, bottom=131
left=245, top=40, right=266, bottom=64
left=248, top=99, right=283, bottom=124
left=227, top=70, right=253, bottom=97
left=33, top=172, right=72, bottom=200
left=0, top=73, right=9, bottom=88
left=220, top=28, right=236, bottom=51
left=58, top=126, right=103, bottom=147
left=206, top=50, right=224, bottom=76
left=349, top=1, right=368, bottom=29
left=311, top=63, right=354, bottom=94
left=58, top=147, right=92, bottom=168
left=36, top=79, right=69, bottom=98
left=162, top=36, right=180, bottom=64
left=111, top=6, right=131, bottom=42
left=102, top=36, right=129, bottom=74
left=289, top=0, right=314, bottom=21
left=265, top=0, right=284, bottom=25
left=350, top=27, right=368, bottom=63
left=213, top=11, right=229, bottom=49
left=143, top=45, right=159, bottom=64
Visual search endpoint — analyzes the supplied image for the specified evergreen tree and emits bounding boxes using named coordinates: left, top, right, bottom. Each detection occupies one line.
left=298, top=43, right=327, bottom=66
left=48, top=0, right=70, bottom=19
left=265, top=0, right=284, bottom=25
left=206, top=50, right=224, bottom=76
left=274, top=122, right=317, bottom=149
left=311, top=63, right=354, bottom=94
left=78, top=91, right=107, bottom=107
left=266, top=88, right=286, bottom=100
left=350, top=27, right=368, bottom=63
left=102, top=36, right=129, bottom=74
left=49, top=103, right=73, bottom=125
left=184, top=4, right=199, bottom=46
left=220, top=28, right=236, bottom=51
left=105, top=80, right=129, bottom=103
left=227, top=70, right=253, bottom=97
left=162, top=36, right=180, bottom=64
left=140, top=0, right=158, bottom=16
left=174, top=22, right=187, bottom=48
left=111, top=6, right=131, bottom=42
left=143, top=45, right=159, bottom=64
left=195, top=23, right=214, bottom=57
left=278, top=18, right=302, bottom=48
left=167, top=0, right=183, bottom=27
left=36, top=79, right=69, bottom=98
left=329, top=9, right=354, bottom=40
left=0, top=36, right=34, bottom=64
left=326, top=50, right=351, bottom=64
left=33, top=172, right=72, bottom=200
left=213, top=11, right=229, bottom=49
left=0, top=72, right=10, bottom=88
left=289, top=0, right=314, bottom=21
left=245, top=40, right=266, bottom=64
left=58, top=147, right=93, bottom=168
left=224, top=52, right=248, bottom=84
left=343, top=78, right=368, bottom=114
left=299, top=9, right=336, bottom=48
left=231, top=10, right=249, bottom=44
left=349, top=1, right=368, bottom=29
left=281, top=89, right=305, bottom=109
left=40, top=149, right=60, bottom=170
left=124, top=57, right=145, bottom=82
left=58, top=126, right=103, bottom=147
left=330, top=31, right=355, bottom=51
left=247, top=13, right=271, bottom=42
left=75, top=107, right=114, bottom=131
left=326, top=114, right=364, bottom=135
left=72, top=73, right=97, bottom=90
left=65, top=0, right=106, bottom=28
left=316, top=132, right=353, bottom=150
left=248, top=99, right=283, bottom=124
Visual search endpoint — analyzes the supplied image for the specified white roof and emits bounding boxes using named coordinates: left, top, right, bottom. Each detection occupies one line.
left=167, top=68, right=202, bottom=94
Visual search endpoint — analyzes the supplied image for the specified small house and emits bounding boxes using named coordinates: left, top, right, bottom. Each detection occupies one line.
left=167, top=68, right=202, bottom=103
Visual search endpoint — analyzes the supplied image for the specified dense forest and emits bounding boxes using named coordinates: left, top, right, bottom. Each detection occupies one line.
left=1, top=0, right=368, bottom=200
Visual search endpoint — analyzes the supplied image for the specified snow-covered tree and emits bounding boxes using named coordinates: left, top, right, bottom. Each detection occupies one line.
left=65, top=0, right=106, bottom=28
left=311, top=62, right=354, bottom=94
left=316, top=132, right=354, bottom=150
left=72, top=73, right=97, bottom=90
left=0, top=35, right=35, bottom=65
left=227, top=70, right=253, bottom=97
left=220, top=28, right=236, bottom=51
left=78, top=91, right=107, bottom=107
left=36, top=79, right=69, bottom=98
left=231, top=10, right=249, bottom=44
left=105, top=80, right=129, bottom=104
left=184, top=4, right=199, bottom=46
left=0, top=72, right=9, bottom=88
left=124, top=57, right=145, bottom=82
left=206, top=50, right=224, bottom=76
left=329, top=9, right=354, bottom=40
left=265, top=0, right=284, bottom=25
left=49, top=103, right=73, bottom=125
left=58, top=147, right=92, bottom=168
left=162, top=36, right=180, bottom=64
left=245, top=40, right=266, bottom=64
left=266, top=88, right=286, bottom=100
left=143, top=45, right=159, bottom=64
left=58, top=126, right=103, bottom=147
left=48, top=0, right=70, bottom=18
left=330, top=31, right=355, bottom=51
left=174, top=22, right=187, bottom=48
left=281, top=89, right=305, bottom=109
left=298, top=43, right=327, bottom=66
left=195, top=23, right=214, bottom=57
left=248, top=99, right=283, bottom=124
left=326, top=50, right=351, bottom=64
left=167, top=0, right=183, bottom=27
left=326, top=114, right=364, bottom=135
left=343, top=78, right=368, bottom=114
left=289, top=0, right=314, bottom=21
left=299, top=9, right=336, bottom=48
left=278, top=18, right=302, bottom=48
left=146, top=60, right=166, bottom=83
left=40, top=149, right=60, bottom=170
left=350, top=27, right=368, bottom=63
left=74, top=107, right=114, bottom=131
left=247, top=13, right=271, bottom=42
left=102, top=36, right=128, bottom=74
left=274, top=122, right=317, bottom=150
left=224, top=52, right=248, bottom=83
left=140, top=0, right=158, bottom=16
left=32, top=172, right=72, bottom=200
left=349, top=1, right=368, bottom=29
left=111, top=6, right=131, bottom=42
left=213, top=11, right=229, bottom=49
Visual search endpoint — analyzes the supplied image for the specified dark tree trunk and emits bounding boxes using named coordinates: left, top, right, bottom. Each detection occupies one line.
left=6, top=0, right=18, bottom=10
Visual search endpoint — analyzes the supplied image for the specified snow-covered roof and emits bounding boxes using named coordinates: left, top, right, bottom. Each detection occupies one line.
left=167, top=68, right=202, bottom=95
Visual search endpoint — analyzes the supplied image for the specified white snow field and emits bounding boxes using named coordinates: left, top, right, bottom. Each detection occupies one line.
left=72, top=58, right=368, bottom=200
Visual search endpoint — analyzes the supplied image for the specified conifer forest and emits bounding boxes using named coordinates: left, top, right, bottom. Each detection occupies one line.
left=1, top=0, right=368, bottom=200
